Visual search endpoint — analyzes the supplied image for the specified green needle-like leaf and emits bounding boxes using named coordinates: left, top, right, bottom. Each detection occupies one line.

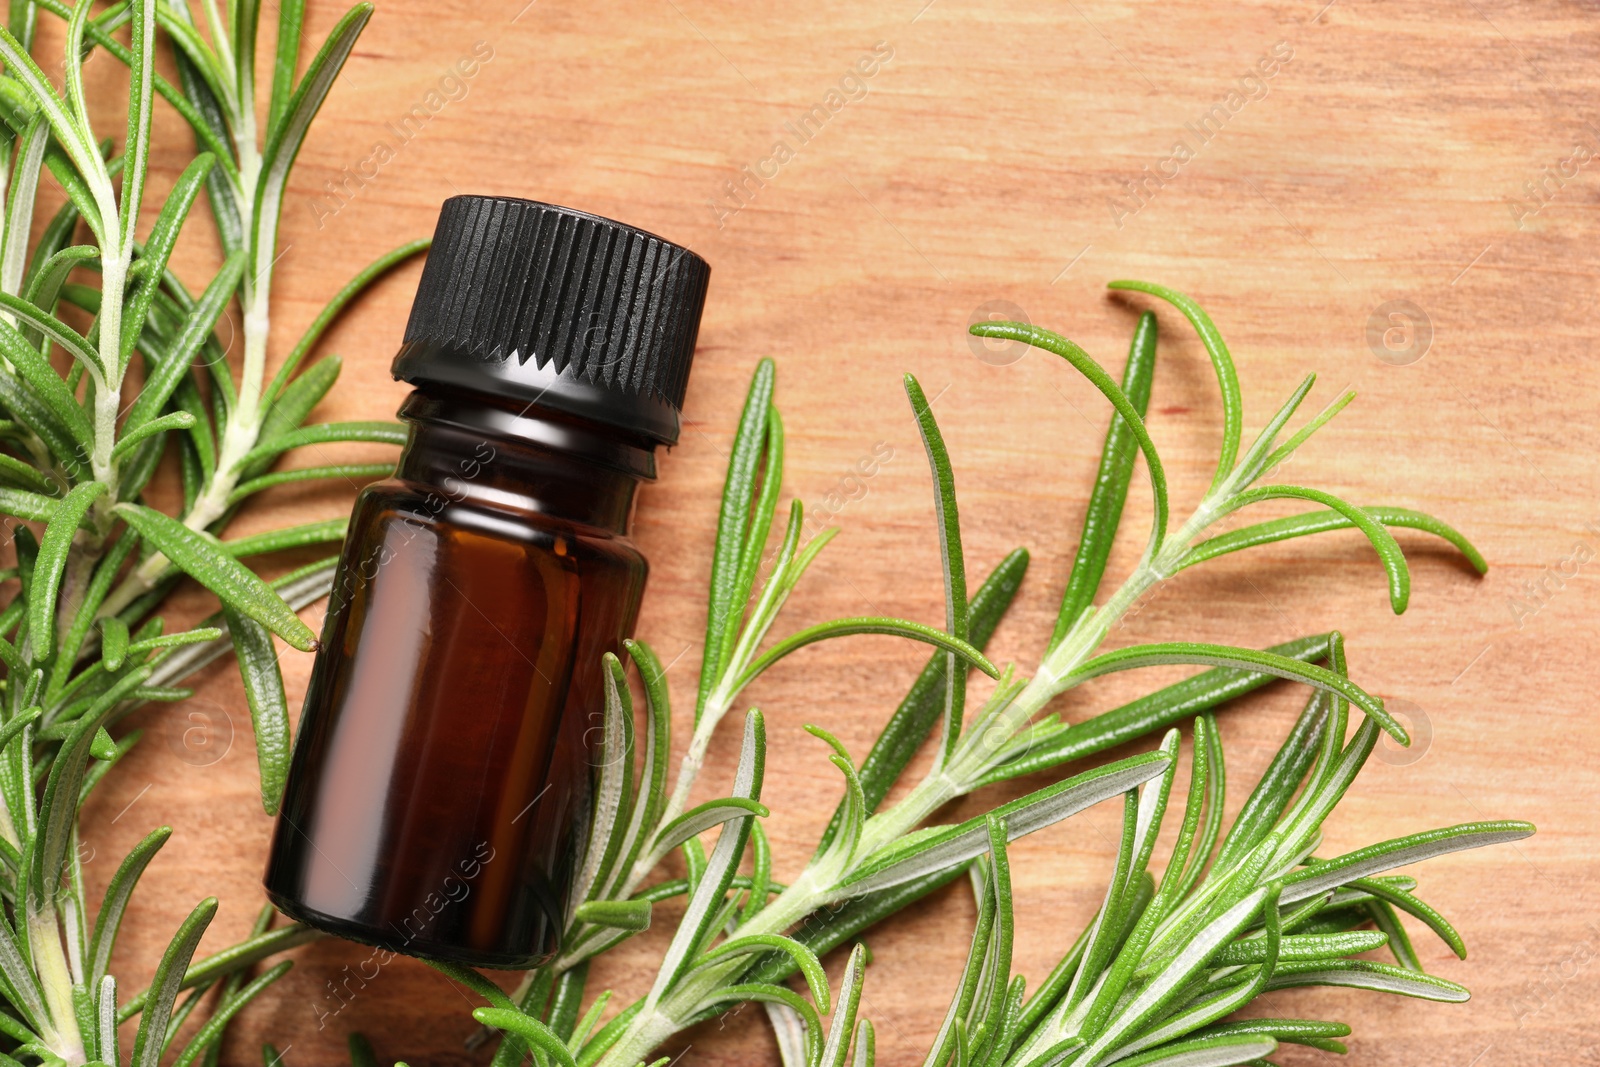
left=24, top=243, right=103, bottom=336
left=130, top=898, right=217, bottom=1067
left=601, top=640, right=674, bottom=902
left=267, top=0, right=305, bottom=132
left=1351, top=876, right=1467, bottom=959
left=697, top=935, right=832, bottom=1014
left=35, top=0, right=240, bottom=177
left=87, top=826, right=171, bottom=990
left=111, top=411, right=196, bottom=461
left=424, top=961, right=519, bottom=1014
left=239, top=421, right=407, bottom=467
left=222, top=604, right=291, bottom=814
left=970, top=320, right=1170, bottom=556
left=1262, top=389, right=1357, bottom=472
left=1214, top=931, right=1386, bottom=965
left=1108, top=280, right=1242, bottom=495
left=226, top=462, right=394, bottom=505
left=573, top=901, right=652, bottom=933
left=1364, top=897, right=1422, bottom=969
left=650, top=798, right=770, bottom=858
left=220, top=518, right=349, bottom=559
left=1263, top=958, right=1470, bottom=1002
left=474, top=1008, right=578, bottom=1067
left=1054, top=309, right=1157, bottom=648
left=1197, top=485, right=1412, bottom=614
left=819, top=945, right=868, bottom=1067
left=1191, top=1019, right=1350, bottom=1055
left=118, top=0, right=159, bottom=258
left=0, top=24, right=107, bottom=216
left=549, top=962, right=593, bottom=1044
left=569, top=655, right=637, bottom=915
left=98, top=617, right=129, bottom=672
left=0, top=452, right=60, bottom=495
left=113, top=503, right=317, bottom=650
left=42, top=146, right=108, bottom=245
left=1112, top=1033, right=1277, bottom=1067
left=980, top=635, right=1329, bottom=786
left=744, top=867, right=967, bottom=988
left=905, top=373, right=968, bottom=768
left=842, top=753, right=1169, bottom=897
left=1214, top=689, right=1328, bottom=871
left=649, top=711, right=765, bottom=998
left=1184, top=504, right=1487, bottom=576
left=0, top=486, right=66, bottom=523
left=731, top=404, right=787, bottom=649
left=116, top=926, right=322, bottom=1021
left=1230, top=374, right=1315, bottom=488
left=698, top=358, right=775, bottom=720
left=122, top=250, right=246, bottom=438
left=29, top=481, right=106, bottom=661
left=252, top=3, right=373, bottom=288
left=696, top=984, right=824, bottom=1057
left=734, top=616, right=999, bottom=692
left=121, top=151, right=214, bottom=366
left=0, top=368, right=89, bottom=479
left=1062, top=641, right=1408, bottom=744
left=0, top=306, right=98, bottom=439
left=1, top=112, right=50, bottom=298
left=248, top=354, right=342, bottom=471
left=1281, top=821, right=1537, bottom=904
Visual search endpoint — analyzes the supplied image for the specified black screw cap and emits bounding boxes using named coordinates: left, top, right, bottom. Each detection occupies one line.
left=393, top=195, right=710, bottom=445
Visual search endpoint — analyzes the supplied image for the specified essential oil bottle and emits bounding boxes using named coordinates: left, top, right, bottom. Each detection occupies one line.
left=263, top=195, right=709, bottom=968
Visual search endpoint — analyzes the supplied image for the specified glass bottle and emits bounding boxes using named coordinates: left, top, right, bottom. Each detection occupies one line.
left=264, top=195, right=709, bottom=968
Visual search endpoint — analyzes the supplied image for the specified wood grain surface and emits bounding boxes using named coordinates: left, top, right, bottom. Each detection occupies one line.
left=69, top=1, right=1599, bottom=1064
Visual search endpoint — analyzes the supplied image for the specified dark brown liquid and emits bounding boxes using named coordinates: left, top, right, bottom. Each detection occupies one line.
left=265, top=392, right=649, bottom=968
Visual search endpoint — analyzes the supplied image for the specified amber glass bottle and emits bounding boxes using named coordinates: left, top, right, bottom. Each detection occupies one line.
left=264, top=196, right=709, bottom=969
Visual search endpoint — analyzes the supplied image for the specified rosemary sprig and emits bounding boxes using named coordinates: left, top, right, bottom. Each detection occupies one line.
left=460, top=290, right=1511, bottom=1067
left=0, top=0, right=423, bottom=1062
left=0, top=0, right=428, bottom=806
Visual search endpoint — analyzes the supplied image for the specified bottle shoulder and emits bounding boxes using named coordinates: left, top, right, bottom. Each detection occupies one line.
left=354, top=478, right=646, bottom=565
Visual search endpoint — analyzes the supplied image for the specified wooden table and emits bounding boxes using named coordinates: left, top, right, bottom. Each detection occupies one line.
left=83, top=0, right=1598, bottom=1063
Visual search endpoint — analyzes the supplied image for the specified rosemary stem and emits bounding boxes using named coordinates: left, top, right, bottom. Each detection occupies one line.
left=657, top=589, right=786, bottom=842
left=656, top=716, right=716, bottom=850
left=96, top=233, right=274, bottom=619
left=88, top=253, right=128, bottom=524
left=29, top=904, right=82, bottom=1063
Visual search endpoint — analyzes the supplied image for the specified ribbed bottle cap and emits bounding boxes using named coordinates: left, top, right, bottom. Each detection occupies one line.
left=393, top=196, right=710, bottom=445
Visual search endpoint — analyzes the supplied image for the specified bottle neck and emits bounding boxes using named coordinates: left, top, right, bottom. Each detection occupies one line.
left=396, top=388, right=657, bottom=535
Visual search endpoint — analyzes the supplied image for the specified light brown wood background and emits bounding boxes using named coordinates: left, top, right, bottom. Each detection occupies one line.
left=68, top=0, right=1600, bottom=1064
